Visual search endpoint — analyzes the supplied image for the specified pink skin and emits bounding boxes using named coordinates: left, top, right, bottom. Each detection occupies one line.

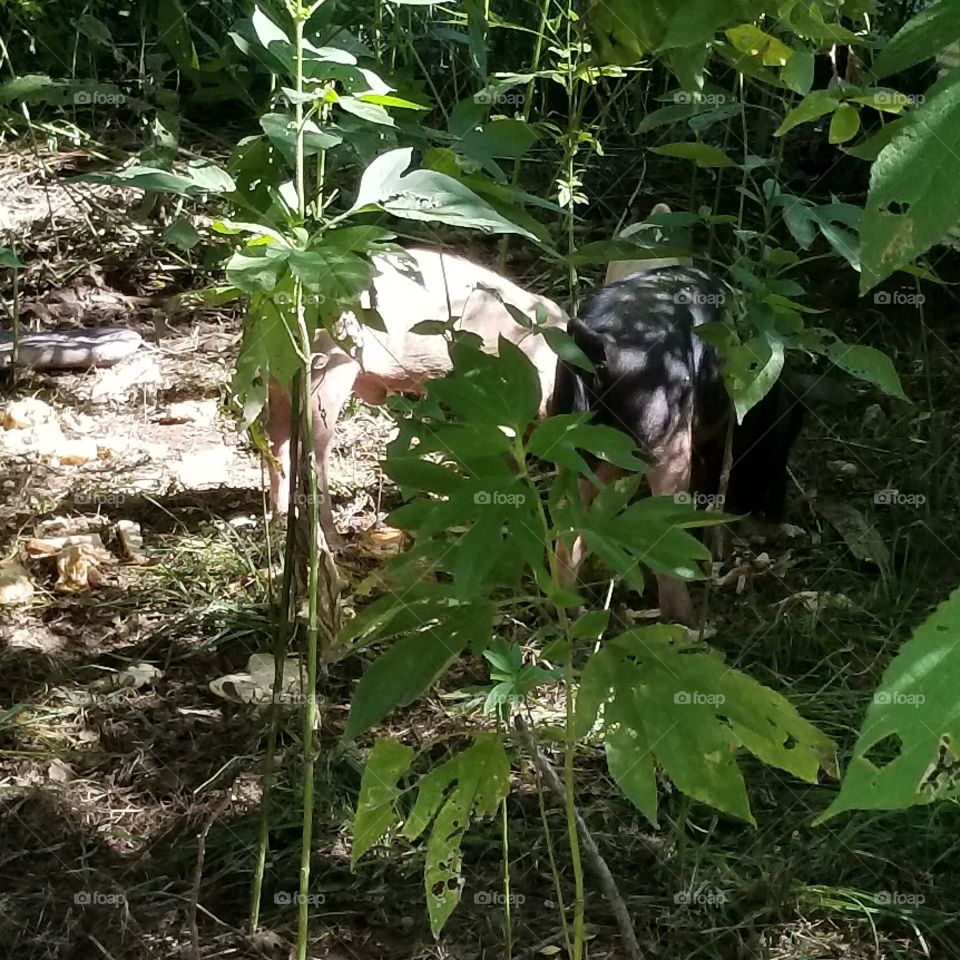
left=264, top=248, right=566, bottom=547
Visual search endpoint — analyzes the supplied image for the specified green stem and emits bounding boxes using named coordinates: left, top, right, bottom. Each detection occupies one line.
left=515, top=432, right=583, bottom=960
left=292, top=11, right=323, bottom=960
left=501, top=797, right=513, bottom=960
left=250, top=373, right=302, bottom=931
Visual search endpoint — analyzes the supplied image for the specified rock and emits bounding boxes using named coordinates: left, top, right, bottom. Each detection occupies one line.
left=0, top=558, right=34, bottom=604
left=2, top=397, right=56, bottom=429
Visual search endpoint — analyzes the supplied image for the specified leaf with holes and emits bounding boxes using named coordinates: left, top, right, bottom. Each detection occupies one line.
left=576, top=626, right=836, bottom=825
left=859, top=74, right=960, bottom=291
left=402, top=734, right=510, bottom=935
left=818, top=586, right=960, bottom=821
left=818, top=336, right=907, bottom=400
left=872, top=0, right=960, bottom=79
left=352, top=738, right=414, bottom=865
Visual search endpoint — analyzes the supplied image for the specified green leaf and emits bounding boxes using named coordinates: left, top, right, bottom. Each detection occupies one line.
left=79, top=161, right=235, bottom=197
left=651, top=141, right=735, bottom=167
left=859, top=77, right=960, bottom=291
left=775, top=90, right=842, bottom=136
left=402, top=734, right=509, bottom=935
left=338, top=95, right=395, bottom=126
left=344, top=602, right=492, bottom=741
left=350, top=148, right=536, bottom=239
left=725, top=24, right=793, bottom=67
left=78, top=14, right=113, bottom=46
left=287, top=248, right=374, bottom=300
left=225, top=247, right=289, bottom=294
left=540, top=327, right=594, bottom=373
left=0, top=74, right=54, bottom=103
left=821, top=339, right=907, bottom=401
left=260, top=112, right=344, bottom=161
left=163, top=218, right=202, bottom=250
left=727, top=337, right=785, bottom=423
left=872, top=0, right=960, bottom=79
left=661, top=0, right=754, bottom=48
left=528, top=416, right=646, bottom=476
left=818, top=585, right=960, bottom=821
left=576, top=626, right=835, bottom=826
left=782, top=48, right=815, bottom=95
left=352, top=738, right=413, bottom=864
left=0, top=247, right=23, bottom=268
left=829, top=103, right=861, bottom=144
left=157, top=0, right=199, bottom=71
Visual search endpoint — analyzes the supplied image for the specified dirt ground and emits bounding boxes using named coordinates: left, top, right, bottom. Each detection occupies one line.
left=2, top=150, right=960, bottom=959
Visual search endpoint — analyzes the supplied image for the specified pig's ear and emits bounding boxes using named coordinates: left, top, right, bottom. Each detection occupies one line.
left=650, top=202, right=672, bottom=216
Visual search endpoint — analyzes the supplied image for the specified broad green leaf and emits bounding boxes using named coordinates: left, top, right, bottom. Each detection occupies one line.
left=829, top=103, right=861, bottom=144
left=350, top=148, right=536, bottom=239
left=352, top=738, right=413, bottom=864
left=725, top=24, right=793, bottom=67
left=540, top=327, right=594, bottom=373
left=818, top=586, right=960, bottom=821
left=576, top=626, right=835, bottom=825
left=872, top=0, right=960, bottom=79
left=782, top=48, right=815, bottom=95
left=402, top=735, right=510, bottom=935
left=725, top=337, right=784, bottom=422
left=79, top=161, right=235, bottom=197
left=344, top=602, right=492, bottom=741
left=287, top=248, right=374, bottom=300
left=157, top=0, right=199, bottom=71
left=164, top=218, right=202, bottom=250
left=225, top=247, right=289, bottom=293
left=359, top=92, right=427, bottom=110
left=78, top=14, right=112, bottom=46
left=528, top=416, right=646, bottom=476
left=460, top=118, right=539, bottom=162
left=661, top=0, right=754, bottom=48
left=260, top=112, right=344, bottom=160
left=0, top=248, right=23, bottom=268
left=775, top=90, right=842, bottom=136
left=338, top=95, right=395, bottom=126
left=651, top=141, right=735, bottom=167
left=859, top=78, right=960, bottom=291
left=0, top=74, right=54, bottom=103
left=821, top=338, right=907, bottom=400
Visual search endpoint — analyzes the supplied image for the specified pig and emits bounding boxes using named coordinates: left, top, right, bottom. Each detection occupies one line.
left=265, top=247, right=568, bottom=546
left=550, top=263, right=805, bottom=626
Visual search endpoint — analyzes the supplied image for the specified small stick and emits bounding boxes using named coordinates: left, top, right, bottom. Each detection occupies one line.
left=515, top=717, right=644, bottom=960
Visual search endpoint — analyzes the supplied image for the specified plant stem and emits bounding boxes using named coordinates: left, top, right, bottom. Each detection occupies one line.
left=292, top=10, right=323, bottom=959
